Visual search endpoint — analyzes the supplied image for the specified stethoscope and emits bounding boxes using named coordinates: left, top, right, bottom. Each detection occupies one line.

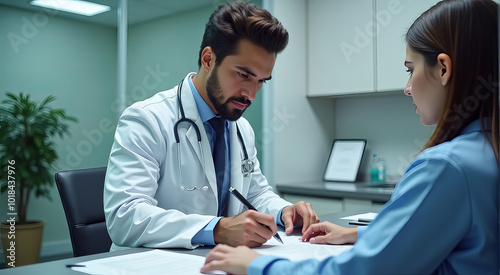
left=174, top=79, right=255, bottom=191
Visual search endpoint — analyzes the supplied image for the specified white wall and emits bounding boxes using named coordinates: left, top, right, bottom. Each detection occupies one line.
left=334, top=93, right=434, bottom=179
left=264, top=0, right=336, bottom=185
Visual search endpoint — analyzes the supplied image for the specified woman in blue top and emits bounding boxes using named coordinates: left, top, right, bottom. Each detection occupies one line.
left=201, top=0, right=500, bottom=274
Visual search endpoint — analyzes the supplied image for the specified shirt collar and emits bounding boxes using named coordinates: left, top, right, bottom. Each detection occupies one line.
left=461, top=118, right=491, bottom=135
left=188, top=75, right=217, bottom=123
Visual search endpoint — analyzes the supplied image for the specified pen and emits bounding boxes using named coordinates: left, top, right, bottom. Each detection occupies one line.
left=348, top=220, right=370, bottom=226
left=66, top=264, right=85, bottom=268
left=229, top=187, right=284, bottom=244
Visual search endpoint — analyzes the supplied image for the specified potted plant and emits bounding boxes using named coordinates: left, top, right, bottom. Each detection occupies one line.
left=0, top=92, right=76, bottom=267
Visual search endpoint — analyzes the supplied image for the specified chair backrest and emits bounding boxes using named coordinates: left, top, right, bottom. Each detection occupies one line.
left=55, top=167, right=112, bottom=257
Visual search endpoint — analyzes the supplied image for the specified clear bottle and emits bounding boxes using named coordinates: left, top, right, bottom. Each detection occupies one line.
left=370, top=154, right=379, bottom=183
left=376, top=158, right=386, bottom=183
left=370, top=154, right=386, bottom=183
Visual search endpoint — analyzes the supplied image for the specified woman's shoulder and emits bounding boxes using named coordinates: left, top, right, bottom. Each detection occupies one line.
left=420, top=129, right=489, bottom=161
left=408, top=129, right=497, bottom=180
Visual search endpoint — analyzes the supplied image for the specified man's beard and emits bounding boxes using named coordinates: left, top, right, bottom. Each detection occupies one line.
left=206, top=67, right=251, bottom=121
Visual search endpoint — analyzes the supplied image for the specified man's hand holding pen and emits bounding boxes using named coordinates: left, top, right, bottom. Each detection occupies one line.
left=213, top=188, right=320, bottom=247
left=213, top=210, right=278, bottom=247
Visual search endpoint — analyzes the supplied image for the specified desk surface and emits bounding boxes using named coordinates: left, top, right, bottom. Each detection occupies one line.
left=277, top=180, right=394, bottom=202
left=0, top=209, right=378, bottom=275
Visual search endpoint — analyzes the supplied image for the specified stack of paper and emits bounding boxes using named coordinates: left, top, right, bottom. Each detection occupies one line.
left=71, top=250, right=224, bottom=275
left=71, top=228, right=354, bottom=274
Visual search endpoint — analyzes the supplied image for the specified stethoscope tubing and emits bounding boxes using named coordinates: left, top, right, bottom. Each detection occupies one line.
left=174, top=79, right=253, bottom=191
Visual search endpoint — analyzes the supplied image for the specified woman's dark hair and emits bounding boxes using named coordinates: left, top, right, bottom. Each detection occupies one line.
left=406, top=0, right=499, bottom=160
left=198, top=1, right=289, bottom=67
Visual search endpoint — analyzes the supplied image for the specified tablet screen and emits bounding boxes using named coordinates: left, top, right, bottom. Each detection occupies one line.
left=323, top=139, right=366, bottom=182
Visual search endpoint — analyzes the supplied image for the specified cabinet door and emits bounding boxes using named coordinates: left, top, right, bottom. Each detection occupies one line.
left=376, top=0, right=439, bottom=92
left=308, top=0, right=374, bottom=96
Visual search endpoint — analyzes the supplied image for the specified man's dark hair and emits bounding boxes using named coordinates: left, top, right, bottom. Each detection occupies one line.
left=198, top=1, right=289, bottom=67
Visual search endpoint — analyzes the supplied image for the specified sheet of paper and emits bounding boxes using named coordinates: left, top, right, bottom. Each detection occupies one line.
left=71, top=249, right=225, bottom=275
left=253, top=228, right=353, bottom=261
left=340, top=212, right=378, bottom=221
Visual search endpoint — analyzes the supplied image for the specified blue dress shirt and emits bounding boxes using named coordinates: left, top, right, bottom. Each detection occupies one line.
left=249, top=120, right=499, bottom=274
left=189, top=76, right=229, bottom=245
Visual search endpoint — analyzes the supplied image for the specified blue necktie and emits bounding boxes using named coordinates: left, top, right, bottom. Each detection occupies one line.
left=208, top=117, right=226, bottom=215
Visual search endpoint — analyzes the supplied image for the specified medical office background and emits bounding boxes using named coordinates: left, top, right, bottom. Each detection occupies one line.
left=1, top=0, right=486, bottom=264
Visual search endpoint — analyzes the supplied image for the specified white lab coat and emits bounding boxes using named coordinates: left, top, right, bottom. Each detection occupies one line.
left=104, top=73, right=291, bottom=250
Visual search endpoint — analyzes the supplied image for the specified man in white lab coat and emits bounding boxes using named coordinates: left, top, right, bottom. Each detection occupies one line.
left=104, top=1, right=319, bottom=251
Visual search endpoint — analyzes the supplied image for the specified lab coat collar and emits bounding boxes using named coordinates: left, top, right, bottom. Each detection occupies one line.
left=179, top=72, right=200, bottom=122
left=188, top=74, right=214, bottom=124
left=228, top=122, right=245, bottom=215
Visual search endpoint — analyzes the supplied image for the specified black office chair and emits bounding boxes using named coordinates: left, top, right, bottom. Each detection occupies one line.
left=55, top=167, right=112, bottom=257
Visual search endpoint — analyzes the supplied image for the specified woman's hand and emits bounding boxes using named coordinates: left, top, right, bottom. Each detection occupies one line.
left=281, top=201, right=320, bottom=234
left=201, top=244, right=261, bottom=274
left=301, top=221, right=358, bottom=244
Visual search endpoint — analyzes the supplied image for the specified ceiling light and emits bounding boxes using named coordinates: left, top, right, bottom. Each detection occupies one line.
left=31, top=0, right=110, bottom=16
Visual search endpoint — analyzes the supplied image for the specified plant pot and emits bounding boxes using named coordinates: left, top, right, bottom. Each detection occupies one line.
left=1, top=220, right=45, bottom=268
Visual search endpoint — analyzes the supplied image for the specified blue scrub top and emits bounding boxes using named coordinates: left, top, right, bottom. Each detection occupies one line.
left=250, top=119, right=499, bottom=274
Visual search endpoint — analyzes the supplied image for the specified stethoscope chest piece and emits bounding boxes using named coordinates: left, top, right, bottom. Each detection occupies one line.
left=242, top=159, right=254, bottom=177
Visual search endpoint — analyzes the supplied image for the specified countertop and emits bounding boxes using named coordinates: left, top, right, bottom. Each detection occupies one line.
left=276, top=180, right=395, bottom=203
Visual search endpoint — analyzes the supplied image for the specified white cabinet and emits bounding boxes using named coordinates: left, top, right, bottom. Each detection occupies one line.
left=308, top=0, right=374, bottom=96
left=376, top=0, right=439, bottom=92
left=307, top=0, right=439, bottom=96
